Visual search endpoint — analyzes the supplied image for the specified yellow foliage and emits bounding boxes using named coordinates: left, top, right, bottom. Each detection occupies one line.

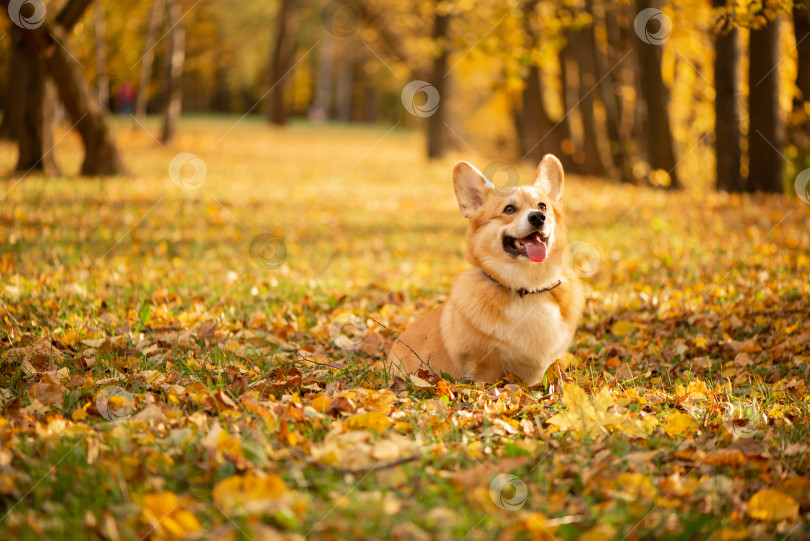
left=746, top=489, right=799, bottom=521
left=213, top=472, right=289, bottom=516
left=346, top=412, right=393, bottom=433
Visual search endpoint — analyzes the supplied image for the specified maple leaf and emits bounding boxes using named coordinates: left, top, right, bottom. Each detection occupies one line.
left=663, top=412, right=699, bottom=437
left=547, top=384, right=656, bottom=438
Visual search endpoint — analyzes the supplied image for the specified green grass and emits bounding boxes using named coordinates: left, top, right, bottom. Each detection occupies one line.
left=0, top=117, right=809, bottom=539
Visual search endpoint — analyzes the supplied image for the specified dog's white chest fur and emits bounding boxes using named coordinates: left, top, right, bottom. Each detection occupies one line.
left=497, top=295, right=572, bottom=383
left=443, top=272, right=574, bottom=386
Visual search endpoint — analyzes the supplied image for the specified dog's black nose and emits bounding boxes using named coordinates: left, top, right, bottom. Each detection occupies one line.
left=528, top=211, right=546, bottom=227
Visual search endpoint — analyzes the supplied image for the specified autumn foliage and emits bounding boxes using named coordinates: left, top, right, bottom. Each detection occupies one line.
left=0, top=122, right=808, bottom=538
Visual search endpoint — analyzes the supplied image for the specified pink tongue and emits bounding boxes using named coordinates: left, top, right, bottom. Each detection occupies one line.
left=524, top=235, right=547, bottom=262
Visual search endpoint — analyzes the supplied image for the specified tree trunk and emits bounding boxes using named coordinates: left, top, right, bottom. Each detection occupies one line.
left=1, top=0, right=122, bottom=176
left=7, top=26, right=58, bottom=175
left=558, top=44, right=578, bottom=171
left=570, top=28, right=608, bottom=177
left=519, top=65, right=567, bottom=163
left=591, top=0, right=628, bottom=180
left=517, top=0, right=570, bottom=167
left=16, top=20, right=126, bottom=175
left=310, top=31, right=335, bottom=122
left=791, top=0, right=810, bottom=153
left=0, top=113, right=12, bottom=140
left=426, top=4, right=449, bottom=160
left=211, top=64, right=232, bottom=113
left=713, top=0, right=742, bottom=192
left=634, top=0, right=681, bottom=188
left=604, top=1, right=637, bottom=182
left=161, top=0, right=185, bottom=143
left=134, top=0, right=165, bottom=121
left=748, top=16, right=784, bottom=193
left=57, top=0, right=92, bottom=29
left=268, top=0, right=296, bottom=125
left=94, top=0, right=109, bottom=109
left=334, top=52, right=353, bottom=122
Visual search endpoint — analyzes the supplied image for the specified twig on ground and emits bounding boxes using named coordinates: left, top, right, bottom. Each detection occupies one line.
left=370, top=317, right=438, bottom=377
left=296, top=350, right=341, bottom=370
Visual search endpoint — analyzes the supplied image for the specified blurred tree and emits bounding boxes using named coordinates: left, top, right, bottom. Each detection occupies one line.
left=334, top=45, right=354, bottom=122
left=593, top=0, right=631, bottom=181
left=748, top=10, right=784, bottom=193
left=2, top=0, right=125, bottom=175
left=514, top=0, right=570, bottom=166
left=135, top=0, right=166, bottom=122
left=94, top=1, right=109, bottom=109
left=426, top=0, right=450, bottom=159
left=345, top=0, right=454, bottom=158
left=310, top=33, right=335, bottom=122
left=268, top=0, right=297, bottom=125
left=161, top=0, right=186, bottom=143
left=5, top=25, right=58, bottom=174
left=559, top=43, right=581, bottom=166
left=570, top=11, right=609, bottom=177
left=791, top=0, right=810, bottom=154
left=635, top=0, right=681, bottom=189
left=713, top=0, right=742, bottom=192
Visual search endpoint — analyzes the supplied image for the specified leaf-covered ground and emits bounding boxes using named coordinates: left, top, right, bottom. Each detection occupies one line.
left=1, top=118, right=809, bottom=540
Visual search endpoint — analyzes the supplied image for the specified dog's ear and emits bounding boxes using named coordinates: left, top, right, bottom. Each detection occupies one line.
left=453, top=161, right=491, bottom=218
left=534, top=154, right=564, bottom=202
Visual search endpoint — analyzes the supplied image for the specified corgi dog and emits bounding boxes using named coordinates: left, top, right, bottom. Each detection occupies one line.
left=388, top=155, right=584, bottom=386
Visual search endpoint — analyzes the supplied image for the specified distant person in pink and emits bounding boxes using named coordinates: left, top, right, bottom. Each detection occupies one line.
left=116, top=81, right=135, bottom=115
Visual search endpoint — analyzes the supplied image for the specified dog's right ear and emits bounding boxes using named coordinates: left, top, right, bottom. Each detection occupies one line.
left=453, top=162, right=491, bottom=218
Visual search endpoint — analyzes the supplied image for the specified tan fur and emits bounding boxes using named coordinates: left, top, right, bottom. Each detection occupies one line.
left=387, top=155, right=585, bottom=386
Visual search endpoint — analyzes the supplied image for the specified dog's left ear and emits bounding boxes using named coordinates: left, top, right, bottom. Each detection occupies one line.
left=453, top=161, right=491, bottom=218
left=534, top=154, right=564, bottom=202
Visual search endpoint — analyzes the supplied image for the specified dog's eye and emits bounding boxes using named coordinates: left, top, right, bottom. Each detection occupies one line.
left=503, top=204, right=517, bottom=214
left=538, top=202, right=547, bottom=211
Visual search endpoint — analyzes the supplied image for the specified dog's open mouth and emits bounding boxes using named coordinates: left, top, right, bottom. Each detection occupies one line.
left=503, top=232, right=548, bottom=262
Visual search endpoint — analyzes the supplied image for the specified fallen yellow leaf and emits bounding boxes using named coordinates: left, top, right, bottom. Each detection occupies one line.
left=611, top=321, right=636, bottom=338
left=613, top=472, right=657, bottom=502
left=346, top=411, right=393, bottom=433
left=213, top=471, right=288, bottom=516
left=547, top=384, right=655, bottom=439
left=663, top=412, right=698, bottom=437
left=747, top=488, right=798, bottom=521
left=140, top=491, right=200, bottom=538
left=781, top=476, right=810, bottom=506
left=311, top=395, right=331, bottom=413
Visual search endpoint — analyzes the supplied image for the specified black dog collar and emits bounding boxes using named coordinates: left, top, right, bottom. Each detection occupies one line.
left=481, top=270, right=562, bottom=298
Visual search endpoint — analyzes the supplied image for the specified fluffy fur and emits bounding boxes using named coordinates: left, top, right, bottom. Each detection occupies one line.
left=387, top=155, right=585, bottom=386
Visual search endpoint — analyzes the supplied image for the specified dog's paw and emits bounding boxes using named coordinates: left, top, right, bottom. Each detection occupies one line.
left=458, top=375, right=475, bottom=385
